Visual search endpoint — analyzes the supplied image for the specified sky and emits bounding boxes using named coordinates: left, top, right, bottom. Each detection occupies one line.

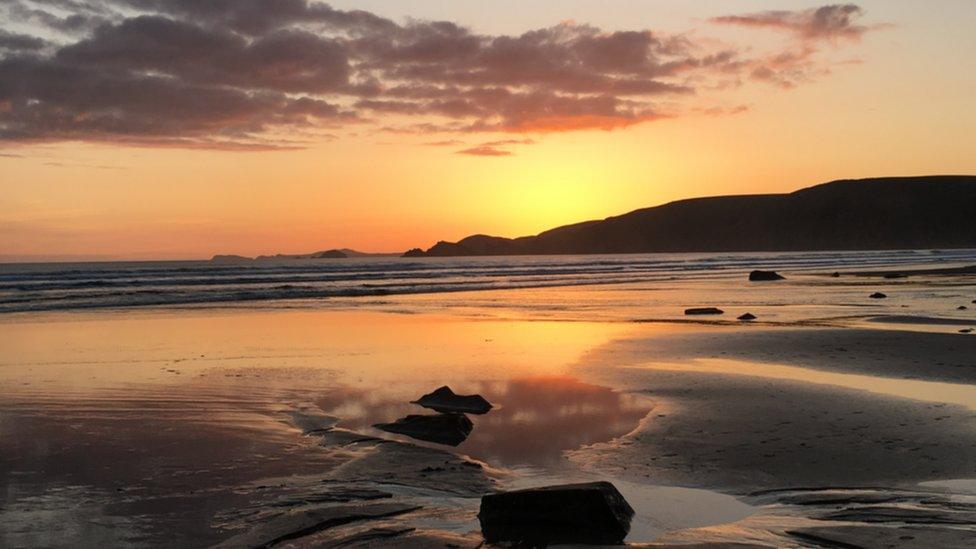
left=1, top=1, right=974, bottom=260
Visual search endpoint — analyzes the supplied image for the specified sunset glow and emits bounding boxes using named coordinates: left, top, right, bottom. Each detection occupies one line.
left=2, top=1, right=975, bottom=260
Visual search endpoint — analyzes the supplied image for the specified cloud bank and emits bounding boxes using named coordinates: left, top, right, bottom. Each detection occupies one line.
left=0, top=1, right=878, bottom=151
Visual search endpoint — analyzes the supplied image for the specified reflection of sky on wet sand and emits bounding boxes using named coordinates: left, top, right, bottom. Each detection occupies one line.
left=0, top=309, right=644, bottom=546
left=317, top=375, right=651, bottom=467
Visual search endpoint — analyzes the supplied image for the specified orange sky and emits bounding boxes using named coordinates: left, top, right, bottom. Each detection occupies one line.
left=1, top=1, right=974, bottom=260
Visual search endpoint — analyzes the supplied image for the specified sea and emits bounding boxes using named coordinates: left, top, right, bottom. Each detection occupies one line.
left=2, top=248, right=975, bottom=314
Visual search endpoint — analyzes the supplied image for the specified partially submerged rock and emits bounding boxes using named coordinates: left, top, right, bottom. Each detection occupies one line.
left=869, top=292, right=887, bottom=299
left=685, top=307, right=724, bottom=315
left=412, top=386, right=493, bottom=415
left=749, top=270, right=785, bottom=281
left=958, top=305, right=968, bottom=310
left=374, top=413, right=473, bottom=446
left=478, top=481, right=634, bottom=545
left=738, top=313, right=757, bottom=321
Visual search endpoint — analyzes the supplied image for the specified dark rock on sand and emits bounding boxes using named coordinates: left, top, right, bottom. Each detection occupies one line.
left=869, top=292, right=887, bottom=299
left=685, top=307, right=724, bottom=315
left=958, top=305, right=968, bottom=310
left=478, top=481, right=634, bottom=545
left=883, top=273, right=907, bottom=279
left=830, top=272, right=840, bottom=277
left=374, top=414, right=473, bottom=446
left=749, top=270, right=785, bottom=281
left=961, top=329, right=973, bottom=334
left=737, top=313, right=757, bottom=321
left=412, top=386, right=493, bottom=415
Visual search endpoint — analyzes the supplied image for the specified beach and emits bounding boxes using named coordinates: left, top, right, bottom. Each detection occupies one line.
left=2, top=252, right=976, bottom=547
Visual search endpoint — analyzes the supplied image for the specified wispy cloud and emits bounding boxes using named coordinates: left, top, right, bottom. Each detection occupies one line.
left=455, top=138, right=535, bottom=156
left=711, top=4, right=871, bottom=42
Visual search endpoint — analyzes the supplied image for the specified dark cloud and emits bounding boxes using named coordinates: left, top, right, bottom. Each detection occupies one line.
left=0, top=29, right=47, bottom=52
left=0, top=2, right=873, bottom=150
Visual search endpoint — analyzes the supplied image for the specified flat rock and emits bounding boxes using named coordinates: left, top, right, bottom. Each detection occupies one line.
left=412, top=386, right=493, bottom=415
left=478, top=481, right=634, bottom=545
left=737, top=313, right=757, bottom=321
left=818, top=505, right=976, bottom=525
left=213, top=502, right=421, bottom=548
left=685, top=307, right=724, bottom=315
left=374, top=413, right=473, bottom=446
left=788, top=525, right=976, bottom=549
left=749, top=270, right=785, bottom=281
left=316, top=428, right=493, bottom=497
left=869, top=292, right=887, bottom=299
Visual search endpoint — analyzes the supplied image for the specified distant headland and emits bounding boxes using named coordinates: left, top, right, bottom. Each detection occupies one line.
left=210, top=249, right=398, bottom=263
left=402, top=176, right=976, bottom=257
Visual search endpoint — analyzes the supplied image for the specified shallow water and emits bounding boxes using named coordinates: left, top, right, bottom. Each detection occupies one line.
left=1, top=309, right=679, bottom=546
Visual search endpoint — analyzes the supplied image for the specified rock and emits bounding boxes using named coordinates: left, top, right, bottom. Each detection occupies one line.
left=402, top=248, right=426, bottom=258
left=831, top=272, right=840, bottom=277
left=374, top=414, right=473, bottom=446
left=959, top=329, right=973, bottom=334
left=883, top=273, right=906, bottom=279
left=958, top=305, right=968, bottom=310
left=478, top=481, right=634, bottom=545
left=738, top=313, right=757, bottom=321
left=869, top=292, right=887, bottom=299
left=412, top=386, right=493, bottom=415
left=685, top=307, right=724, bottom=315
left=749, top=270, right=785, bottom=281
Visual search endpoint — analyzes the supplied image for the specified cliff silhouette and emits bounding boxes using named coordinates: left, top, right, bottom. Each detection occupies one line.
left=407, top=176, right=976, bottom=256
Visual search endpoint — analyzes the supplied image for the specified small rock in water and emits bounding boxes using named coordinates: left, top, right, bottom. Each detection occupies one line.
left=374, top=413, right=473, bottom=446
left=831, top=272, right=840, bottom=277
left=412, top=386, right=493, bottom=415
left=749, top=270, right=785, bottom=281
left=958, top=305, right=969, bottom=311
left=685, top=307, right=724, bottom=315
left=959, top=329, right=973, bottom=334
left=884, top=273, right=906, bottom=279
left=738, top=312, right=757, bottom=321
left=869, top=292, right=887, bottom=299
left=478, top=481, right=634, bottom=545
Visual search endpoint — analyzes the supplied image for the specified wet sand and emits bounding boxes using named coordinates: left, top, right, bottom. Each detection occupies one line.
left=2, top=281, right=976, bottom=546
